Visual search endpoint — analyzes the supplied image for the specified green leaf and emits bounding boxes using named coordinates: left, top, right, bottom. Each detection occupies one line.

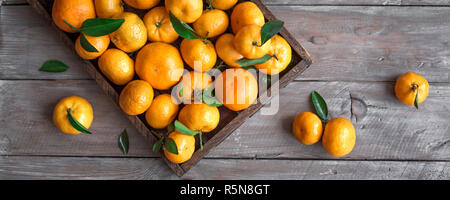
left=164, top=138, right=178, bottom=155
left=207, top=0, right=214, bottom=9
left=179, top=84, right=184, bottom=97
left=81, top=18, right=125, bottom=37
left=414, top=89, right=419, bottom=109
left=64, top=20, right=81, bottom=32
left=261, top=20, right=284, bottom=46
left=80, top=34, right=99, bottom=53
left=67, top=108, right=92, bottom=134
left=39, top=60, right=69, bottom=73
left=236, top=54, right=273, bottom=67
left=169, top=12, right=200, bottom=40
left=199, top=132, right=203, bottom=151
left=153, top=138, right=163, bottom=152
left=311, top=91, right=328, bottom=122
left=119, top=129, right=129, bottom=154
left=167, top=122, right=175, bottom=133
left=202, top=88, right=222, bottom=107
left=174, top=120, right=198, bottom=136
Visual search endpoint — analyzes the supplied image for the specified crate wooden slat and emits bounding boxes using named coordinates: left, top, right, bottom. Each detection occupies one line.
left=26, top=0, right=313, bottom=176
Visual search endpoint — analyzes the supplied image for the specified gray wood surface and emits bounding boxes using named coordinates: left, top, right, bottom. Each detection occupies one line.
left=1, top=80, right=449, bottom=161
left=0, top=156, right=448, bottom=180
left=2, top=5, right=449, bottom=82
left=0, top=1, right=449, bottom=179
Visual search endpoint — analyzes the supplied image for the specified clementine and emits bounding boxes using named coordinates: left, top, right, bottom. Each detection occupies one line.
left=53, top=96, right=94, bottom=135
left=75, top=34, right=110, bottom=60
left=180, top=39, right=217, bottom=72
left=98, top=48, right=135, bottom=86
left=215, top=68, right=259, bottom=111
left=143, top=6, right=179, bottom=43
left=52, top=0, right=96, bottom=33
left=119, top=80, right=154, bottom=115
left=164, top=131, right=195, bottom=164
left=230, top=1, right=264, bottom=34
left=135, top=42, right=184, bottom=90
left=110, top=12, right=147, bottom=53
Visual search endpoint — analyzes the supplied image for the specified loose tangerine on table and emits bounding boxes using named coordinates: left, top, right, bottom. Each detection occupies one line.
left=395, top=72, right=429, bottom=108
left=53, top=96, right=94, bottom=135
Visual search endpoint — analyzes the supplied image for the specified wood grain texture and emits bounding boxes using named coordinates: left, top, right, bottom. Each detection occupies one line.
left=23, top=0, right=312, bottom=176
left=1, top=80, right=449, bottom=161
left=0, top=156, right=448, bottom=180
left=0, top=80, right=155, bottom=157
left=1, top=5, right=449, bottom=82
left=2, top=1, right=449, bottom=179
left=0, top=5, right=90, bottom=80
left=275, top=6, right=450, bottom=82
left=210, top=81, right=450, bottom=160
left=3, top=0, right=450, bottom=5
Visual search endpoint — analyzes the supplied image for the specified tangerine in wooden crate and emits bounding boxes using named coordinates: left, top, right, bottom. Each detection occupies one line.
left=29, top=0, right=313, bottom=176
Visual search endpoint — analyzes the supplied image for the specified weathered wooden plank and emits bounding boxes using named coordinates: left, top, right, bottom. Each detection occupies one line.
left=1, top=5, right=449, bottom=82
left=0, top=5, right=90, bottom=80
left=210, top=81, right=450, bottom=160
left=275, top=6, right=450, bottom=82
left=3, top=0, right=450, bottom=6
left=0, top=80, right=155, bottom=157
left=1, top=80, right=449, bottom=160
left=0, top=156, right=448, bottom=179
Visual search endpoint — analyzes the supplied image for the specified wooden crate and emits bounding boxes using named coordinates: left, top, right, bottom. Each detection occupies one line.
left=26, top=0, right=313, bottom=176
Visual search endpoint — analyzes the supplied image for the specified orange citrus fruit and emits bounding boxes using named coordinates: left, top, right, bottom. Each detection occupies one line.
left=123, top=0, right=159, bottom=10
left=322, top=117, right=356, bottom=157
left=292, top=112, right=323, bottom=145
left=230, top=1, right=264, bottom=34
left=52, top=0, right=96, bottom=33
left=135, top=42, right=184, bottom=90
left=255, top=35, right=292, bottom=75
left=165, top=0, right=203, bottom=23
left=145, top=94, right=179, bottom=129
left=98, top=48, right=135, bottom=86
left=143, top=6, right=179, bottom=43
left=53, top=96, right=94, bottom=135
left=180, top=39, right=217, bottom=72
left=179, top=71, right=213, bottom=102
left=94, top=0, right=124, bottom=18
left=119, top=80, right=154, bottom=115
left=75, top=34, right=110, bottom=60
left=215, top=68, right=259, bottom=111
left=234, top=24, right=272, bottom=59
left=193, top=9, right=229, bottom=38
left=164, top=131, right=195, bottom=164
left=395, top=72, right=429, bottom=106
left=110, top=12, right=147, bottom=53
left=178, top=103, right=220, bottom=133
left=211, top=0, right=238, bottom=10
left=215, top=33, right=244, bottom=68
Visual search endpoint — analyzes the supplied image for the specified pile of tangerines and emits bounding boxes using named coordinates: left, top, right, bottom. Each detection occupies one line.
left=50, top=0, right=292, bottom=164
left=49, top=0, right=430, bottom=164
